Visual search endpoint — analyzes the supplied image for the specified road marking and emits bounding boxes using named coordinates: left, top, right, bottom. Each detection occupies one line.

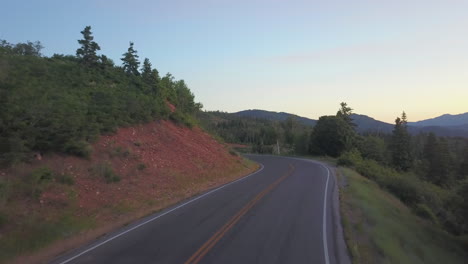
left=56, top=164, right=264, bottom=264
left=321, top=164, right=331, bottom=264
left=185, top=163, right=296, bottom=264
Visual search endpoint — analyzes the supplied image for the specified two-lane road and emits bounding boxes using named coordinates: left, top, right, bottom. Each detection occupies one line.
left=52, top=155, right=347, bottom=264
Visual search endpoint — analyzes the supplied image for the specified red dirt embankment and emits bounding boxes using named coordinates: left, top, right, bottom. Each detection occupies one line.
left=3, top=120, right=257, bottom=263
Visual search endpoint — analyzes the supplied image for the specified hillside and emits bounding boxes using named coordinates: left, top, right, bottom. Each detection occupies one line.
left=0, top=35, right=199, bottom=166
left=235, top=109, right=317, bottom=126
left=0, top=120, right=257, bottom=263
left=349, top=114, right=393, bottom=134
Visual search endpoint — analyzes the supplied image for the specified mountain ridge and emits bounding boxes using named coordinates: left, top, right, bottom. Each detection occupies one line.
left=233, top=109, right=468, bottom=137
left=409, top=112, right=468, bottom=127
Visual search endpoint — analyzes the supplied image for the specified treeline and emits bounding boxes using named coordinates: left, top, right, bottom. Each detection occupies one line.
left=0, top=26, right=201, bottom=165
left=311, top=104, right=468, bottom=236
left=198, top=111, right=311, bottom=154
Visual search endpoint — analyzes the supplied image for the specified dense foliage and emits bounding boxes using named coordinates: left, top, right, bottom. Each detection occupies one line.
left=0, top=26, right=201, bottom=165
left=198, top=111, right=311, bottom=154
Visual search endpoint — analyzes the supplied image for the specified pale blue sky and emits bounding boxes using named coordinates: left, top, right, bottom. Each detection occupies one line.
left=1, top=0, right=467, bottom=122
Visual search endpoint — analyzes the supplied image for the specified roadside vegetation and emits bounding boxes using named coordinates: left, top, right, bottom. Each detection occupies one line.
left=339, top=168, right=466, bottom=264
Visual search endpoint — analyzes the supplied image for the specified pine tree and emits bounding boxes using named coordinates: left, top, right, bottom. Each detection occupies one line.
left=141, top=58, right=152, bottom=78
left=390, top=112, right=412, bottom=171
left=141, top=58, right=160, bottom=91
left=76, top=26, right=101, bottom=66
left=423, top=133, right=452, bottom=186
left=336, top=102, right=355, bottom=127
left=121, top=42, right=140, bottom=75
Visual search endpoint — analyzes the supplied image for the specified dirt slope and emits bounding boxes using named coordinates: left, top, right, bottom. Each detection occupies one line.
left=0, top=120, right=257, bottom=263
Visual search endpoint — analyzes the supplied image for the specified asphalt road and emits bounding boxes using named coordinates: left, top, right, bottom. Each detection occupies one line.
left=52, top=155, right=347, bottom=264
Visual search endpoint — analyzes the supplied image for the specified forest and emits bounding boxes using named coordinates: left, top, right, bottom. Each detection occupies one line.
left=0, top=26, right=201, bottom=166
left=200, top=104, right=468, bottom=237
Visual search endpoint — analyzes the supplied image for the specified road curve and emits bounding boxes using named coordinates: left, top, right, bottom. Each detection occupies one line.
left=51, top=155, right=348, bottom=264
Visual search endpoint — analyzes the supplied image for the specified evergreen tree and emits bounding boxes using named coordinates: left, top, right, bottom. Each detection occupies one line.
left=459, top=143, right=468, bottom=180
left=76, top=26, right=101, bottom=66
left=141, top=58, right=160, bottom=92
left=390, top=112, right=412, bottom=171
left=309, top=115, right=355, bottom=157
left=423, top=133, right=452, bottom=186
left=121, top=42, right=140, bottom=75
left=336, top=102, right=355, bottom=127
left=141, top=58, right=152, bottom=79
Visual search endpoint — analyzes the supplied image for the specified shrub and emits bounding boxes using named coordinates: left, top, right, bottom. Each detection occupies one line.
left=337, top=149, right=363, bottom=167
left=413, top=203, right=438, bottom=224
left=16, top=167, right=55, bottom=199
left=137, top=163, right=147, bottom=171
left=27, top=167, right=54, bottom=184
left=63, top=141, right=92, bottom=158
left=91, top=163, right=120, bottom=183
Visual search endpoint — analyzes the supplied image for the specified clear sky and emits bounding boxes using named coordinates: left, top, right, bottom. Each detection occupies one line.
left=1, top=0, right=467, bottom=123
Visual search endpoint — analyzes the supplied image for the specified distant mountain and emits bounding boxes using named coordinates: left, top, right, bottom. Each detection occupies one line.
left=234, top=109, right=317, bottom=126
left=350, top=114, right=393, bottom=134
left=233, top=109, right=468, bottom=138
left=233, top=110, right=392, bottom=133
left=409, top=113, right=468, bottom=127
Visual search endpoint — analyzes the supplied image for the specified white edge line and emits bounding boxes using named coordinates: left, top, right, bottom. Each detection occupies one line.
left=57, top=163, right=265, bottom=264
left=321, top=164, right=331, bottom=264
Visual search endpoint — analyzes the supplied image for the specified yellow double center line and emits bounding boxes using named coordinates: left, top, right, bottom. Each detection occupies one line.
left=184, top=163, right=296, bottom=264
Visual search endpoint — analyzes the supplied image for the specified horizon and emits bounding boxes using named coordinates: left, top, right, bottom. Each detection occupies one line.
left=228, top=108, right=468, bottom=124
left=2, top=0, right=467, bottom=123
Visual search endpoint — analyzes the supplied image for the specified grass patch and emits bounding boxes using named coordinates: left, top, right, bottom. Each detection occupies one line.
left=0, top=212, right=95, bottom=263
left=339, top=167, right=467, bottom=264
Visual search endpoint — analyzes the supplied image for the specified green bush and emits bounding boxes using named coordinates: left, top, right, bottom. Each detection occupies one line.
left=383, top=173, right=423, bottom=205
left=338, top=155, right=459, bottom=232
left=13, top=167, right=56, bottom=199
left=27, top=167, right=54, bottom=184
left=169, top=110, right=196, bottom=128
left=414, top=203, right=438, bottom=224
left=337, top=149, right=363, bottom=167
left=63, top=141, right=92, bottom=158
left=137, top=163, right=147, bottom=171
